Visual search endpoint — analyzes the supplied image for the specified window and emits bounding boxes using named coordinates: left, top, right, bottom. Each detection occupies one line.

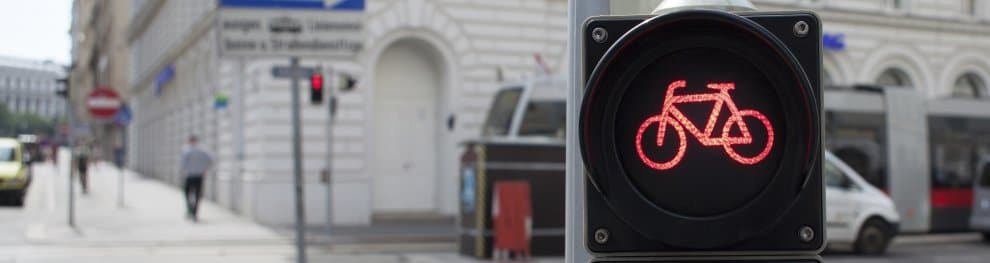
left=951, top=72, right=985, bottom=98
left=482, top=87, right=523, bottom=137
left=876, top=68, right=912, bottom=87
left=892, top=0, right=905, bottom=10
left=931, top=141, right=976, bottom=188
left=980, top=162, right=990, bottom=188
left=824, top=159, right=845, bottom=187
left=518, top=101, right=566, bottom=138
left=825, top=159, right=855, bottom=189
left=969, top=0, right=979, bottom=16
left=0, top=147, right=13, bottom=162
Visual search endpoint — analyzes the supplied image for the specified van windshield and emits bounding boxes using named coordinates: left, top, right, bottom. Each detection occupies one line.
left=0, top=147, right=14, bottom=162
left=482, top=87, right=523, bottom=137
left=518, top=100, right=565, bottom=139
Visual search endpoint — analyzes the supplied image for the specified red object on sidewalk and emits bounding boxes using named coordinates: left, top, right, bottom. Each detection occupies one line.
left=492, top=180, right=532, bottom=260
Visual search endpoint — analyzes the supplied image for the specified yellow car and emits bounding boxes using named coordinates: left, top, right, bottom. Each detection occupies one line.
left=0, top=138, right=31, bottom=206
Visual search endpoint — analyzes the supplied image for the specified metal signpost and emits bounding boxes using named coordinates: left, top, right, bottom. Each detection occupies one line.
left=566, top=2, right=609, bottom=262
left=66, top=96, right=75, bottom=228
left=270, top=57, right=310, bottom=263
left=323, top=67, right=336, bottom=240
left=217, top=1, right=365, bottom=262
left=114, top=104, right=132, bottom=208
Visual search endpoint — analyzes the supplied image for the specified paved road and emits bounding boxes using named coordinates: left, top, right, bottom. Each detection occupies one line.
left=824, top=239, right=990, bottom=263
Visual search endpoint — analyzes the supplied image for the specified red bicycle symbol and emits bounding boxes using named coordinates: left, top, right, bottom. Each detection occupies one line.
left=635, top=80, right=775, bottom=170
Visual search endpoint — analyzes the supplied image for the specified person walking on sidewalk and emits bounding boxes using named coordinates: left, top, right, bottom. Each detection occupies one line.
left=180, top=135, right=212, bottom=222
left=75, top=141, right=91, bottom=194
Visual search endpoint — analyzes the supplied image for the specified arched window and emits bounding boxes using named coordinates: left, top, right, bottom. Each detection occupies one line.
left=951, top=72, right=985, bottom=98
left=876, top=68, right=912, bottom=87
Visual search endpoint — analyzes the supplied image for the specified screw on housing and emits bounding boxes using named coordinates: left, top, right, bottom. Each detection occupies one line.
left=799, top=226, right=815, bottom=242
left=793, top=21, right=809, bottom=38
left=594, top=228, right=610, bottom=244
left=592, top=27, right=608, bottom=44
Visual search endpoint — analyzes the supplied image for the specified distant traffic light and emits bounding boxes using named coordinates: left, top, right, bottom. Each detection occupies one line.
left=580, top=9, right=823, bottom=258
left=310, top=73, right=323, bottom=104
left=55, top=78, right=69, bottom=98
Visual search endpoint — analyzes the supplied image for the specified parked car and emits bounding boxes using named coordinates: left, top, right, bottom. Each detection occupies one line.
left=0, top=138, right=32, bottom=206
left=824, top=150, right=900, bottom=254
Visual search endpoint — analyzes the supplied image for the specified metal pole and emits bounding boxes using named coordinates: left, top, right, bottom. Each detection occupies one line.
left=234, top=57, right=246, bottom=212
left=289, top=57, right=307, bottom=263
left=324, top=67, right=335, bottom=240
left=65, top=91, right=75, bottom=227
left=565, top=1, right=608, bottom=263
left=118, top=127, right=126, bottom=208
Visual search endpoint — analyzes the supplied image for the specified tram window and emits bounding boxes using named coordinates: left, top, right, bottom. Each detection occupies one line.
left=932, top=143, right=975, bottom=188
left=518, top=101, right=565, bottom=138
left=980, top=162, right=990, bottom=188
left=482, top=87, right=523, bottom=137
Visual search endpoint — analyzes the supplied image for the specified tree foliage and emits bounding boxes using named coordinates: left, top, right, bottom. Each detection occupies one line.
left=0, top=102, right=56, bottom=137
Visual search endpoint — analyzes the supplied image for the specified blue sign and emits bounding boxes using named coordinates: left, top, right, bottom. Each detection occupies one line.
left=220, top=0, right=364, bottom=10
left=154, top=65, right=175, bottom=97
left=113, top=103, right=132, bottom=126
left=461, top=167, right=476, bottom=211
left=823, top=33, right=845, bottom=51
left=214, top=93, right=229, bottom=110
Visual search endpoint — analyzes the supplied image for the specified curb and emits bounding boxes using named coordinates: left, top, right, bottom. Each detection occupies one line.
left=892, top=233, right=982, bottom=245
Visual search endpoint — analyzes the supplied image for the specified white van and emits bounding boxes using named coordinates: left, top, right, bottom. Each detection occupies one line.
left=825, top=151, right=901, bottom=254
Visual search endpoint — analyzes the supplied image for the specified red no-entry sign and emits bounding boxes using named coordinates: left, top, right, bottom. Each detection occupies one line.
left=87, top=87, right=121, bottom=119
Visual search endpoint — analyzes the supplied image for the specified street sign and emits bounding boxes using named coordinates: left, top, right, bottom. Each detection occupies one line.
left=220, top=0, right=364, bottom=10
left=579, top=9, right=822, bottom=258
left=114, top=103, right=132, bottom=126
left=272, top=66, right=316, bottom=78
left=217, top=0, right=364, bottom=58
left=87, top=87, right=122, bottom=120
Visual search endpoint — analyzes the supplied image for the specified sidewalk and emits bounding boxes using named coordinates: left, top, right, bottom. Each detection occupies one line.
left=26, top=160, right=290, bottom=247
left=9, top=150, right=561, bottom=262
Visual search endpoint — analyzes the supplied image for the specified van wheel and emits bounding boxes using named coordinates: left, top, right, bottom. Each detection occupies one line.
left=855, top=219, right=891, bottom=255
left=982, top=232, right=990, bottom=243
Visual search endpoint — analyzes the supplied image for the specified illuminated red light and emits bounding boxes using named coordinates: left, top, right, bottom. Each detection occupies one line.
left=310, top=73, right=324, bottom=90
left=635, top=80, right=775, bottom=170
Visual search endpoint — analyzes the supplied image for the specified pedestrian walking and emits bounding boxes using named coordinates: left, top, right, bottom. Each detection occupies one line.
left=180, top=135, right=212, bottom=222
left=75, top=142, right=91, bottom=194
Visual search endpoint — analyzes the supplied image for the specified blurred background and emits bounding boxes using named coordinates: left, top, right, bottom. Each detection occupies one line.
left=0, top=0, right=989, bottom=262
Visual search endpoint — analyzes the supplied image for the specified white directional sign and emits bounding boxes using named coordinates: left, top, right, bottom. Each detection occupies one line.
left=218, top=1, right=364, bottom=58
left=272, top=66, right=317, bottom=78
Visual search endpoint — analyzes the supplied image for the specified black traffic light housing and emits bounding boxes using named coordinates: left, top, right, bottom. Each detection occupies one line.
left=581, top=10, right=823, bottom=256
left=310, top=72, right=324, bottom=104
left=55, top=78, right=69, bottom=98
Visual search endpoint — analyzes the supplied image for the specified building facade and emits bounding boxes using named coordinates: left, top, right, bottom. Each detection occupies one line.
left=127, top=0, right=567, bottom=226
left=124, top=0, right=990, bottom=228
left=614, top=0, right=990, bottom=97
left=69, top=0, right=131, bottom=153
left=0, top=56, right=65, bottom=119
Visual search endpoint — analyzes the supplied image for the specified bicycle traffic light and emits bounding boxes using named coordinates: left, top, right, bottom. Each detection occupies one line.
left=580, top=9, right=823, bottom=259
left=310, top=72, right=324, bottom=104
